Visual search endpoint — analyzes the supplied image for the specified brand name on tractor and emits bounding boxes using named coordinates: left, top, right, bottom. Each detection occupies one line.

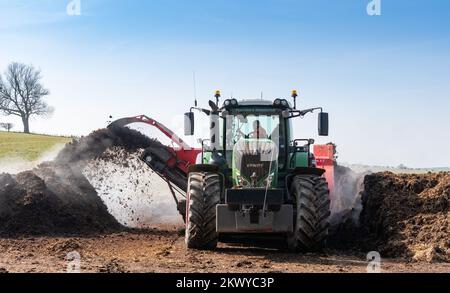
left=247, top=163, right=264, bottom=168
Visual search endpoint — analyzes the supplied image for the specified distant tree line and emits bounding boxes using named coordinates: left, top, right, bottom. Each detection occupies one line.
left=0, top=122, right=13, bottom=132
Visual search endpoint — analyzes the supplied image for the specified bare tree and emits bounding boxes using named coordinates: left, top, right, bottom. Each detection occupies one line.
left=0, top=63, right=53, bottom=133
left=0, top=122, right=14, bottom=132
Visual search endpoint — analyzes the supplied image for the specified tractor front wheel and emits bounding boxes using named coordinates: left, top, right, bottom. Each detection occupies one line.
left=287, top=174, right=331, bottom=251
left=185, top=172, right=221, bottom=250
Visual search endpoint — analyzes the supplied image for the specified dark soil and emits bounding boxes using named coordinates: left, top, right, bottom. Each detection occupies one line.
left=0, top=166, right=119, bottom=236
left=98, top=259, right=128, bottom=273
left=330, top=172, right=450, bottom=262
left=361, top=172, right=449, bottom=261
left=0, top=126, right=161, bottom=237
left=54, top=126, right=160, bottom=167
left=1, top=230, right=448, bottom=273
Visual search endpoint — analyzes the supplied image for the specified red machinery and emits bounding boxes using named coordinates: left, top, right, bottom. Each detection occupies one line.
left=314, top=144, right=336, bottom=196
left=110, top=115, right=201, bottom=175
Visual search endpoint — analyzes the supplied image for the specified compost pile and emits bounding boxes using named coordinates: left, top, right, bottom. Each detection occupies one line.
left=331, top=171, right=450, bottom=262
left=0, top=126, right=163, bottom=236
left=360, top=172, right=450, bottom=262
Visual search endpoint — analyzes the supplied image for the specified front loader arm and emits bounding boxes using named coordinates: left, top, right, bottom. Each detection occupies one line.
left=108, top=114, right=203, bottom=222
left=109, top=115, right=192, bottom=150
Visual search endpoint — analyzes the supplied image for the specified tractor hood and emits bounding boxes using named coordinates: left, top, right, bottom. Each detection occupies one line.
left=232, top=139, right=279, bottom=188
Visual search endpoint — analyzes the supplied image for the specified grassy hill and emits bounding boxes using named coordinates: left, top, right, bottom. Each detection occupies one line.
left=0, top=131, right=72, bottom=161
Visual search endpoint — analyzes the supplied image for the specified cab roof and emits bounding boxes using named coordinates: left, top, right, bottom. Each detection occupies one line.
left=238, top=99, right=276, bottom=106
left=237, top=99, right=293, bottom=108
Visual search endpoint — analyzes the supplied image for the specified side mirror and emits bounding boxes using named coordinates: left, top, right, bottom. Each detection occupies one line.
left=184, top=112, right=195, bottom=136
left=318, top=112, right=329, bottom=136
left=209, top=100, right=219, bottom=112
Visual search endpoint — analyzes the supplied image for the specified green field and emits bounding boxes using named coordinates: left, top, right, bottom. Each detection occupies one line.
left=0, top=131, right=72, bottom=161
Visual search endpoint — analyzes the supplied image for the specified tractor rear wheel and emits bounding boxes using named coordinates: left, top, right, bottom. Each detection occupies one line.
left=287, top=174, right=331, bottom=251
left=185, top=172, right=221, bottom=249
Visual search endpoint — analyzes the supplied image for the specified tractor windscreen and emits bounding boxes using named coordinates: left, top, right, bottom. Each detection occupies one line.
left=227, top=114, right=280, bottom=145
left=227, top=114, right=280, bottom=188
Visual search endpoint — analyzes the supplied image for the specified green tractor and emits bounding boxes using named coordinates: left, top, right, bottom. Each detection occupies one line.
left=183, top=90, right=331, bottom=251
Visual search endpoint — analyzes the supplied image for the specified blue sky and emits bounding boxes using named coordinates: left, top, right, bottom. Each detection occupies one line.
left=0, top=0, right=449, bottom=167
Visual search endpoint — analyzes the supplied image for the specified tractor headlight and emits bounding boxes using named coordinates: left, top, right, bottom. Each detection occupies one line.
left=274, top=99, right=289, bottom=108
left=224, top=100, right=231, bottom=107
left=264, top=173, right=275, bottom=187
left=237, top=175, right=250, bottom=187
left=231, top=99, right=238, bottom=106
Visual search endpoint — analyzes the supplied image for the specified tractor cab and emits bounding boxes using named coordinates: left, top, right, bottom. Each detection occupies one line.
left=185, top=96, right=329, bottom=189
left=216, top=100, right=287, bottom=189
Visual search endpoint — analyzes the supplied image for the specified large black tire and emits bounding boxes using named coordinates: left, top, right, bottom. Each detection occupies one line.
left=287, top=174, right=331, bottom=251
left=185, top=172, right=221, bottom=249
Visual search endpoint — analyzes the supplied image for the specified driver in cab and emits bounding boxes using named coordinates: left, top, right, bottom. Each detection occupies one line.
left=249, top=120, right=268, bottom=139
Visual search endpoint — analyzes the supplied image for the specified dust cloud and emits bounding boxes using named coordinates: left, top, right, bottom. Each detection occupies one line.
left=83, top=147, right=183, bottom=228
left=330, top=165, right=369, bottom=227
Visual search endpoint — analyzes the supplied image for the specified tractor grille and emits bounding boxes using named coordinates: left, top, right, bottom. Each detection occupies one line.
left=240, top=154, right=272, bottom=180
left=234, top=139, right=278, bottom=183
